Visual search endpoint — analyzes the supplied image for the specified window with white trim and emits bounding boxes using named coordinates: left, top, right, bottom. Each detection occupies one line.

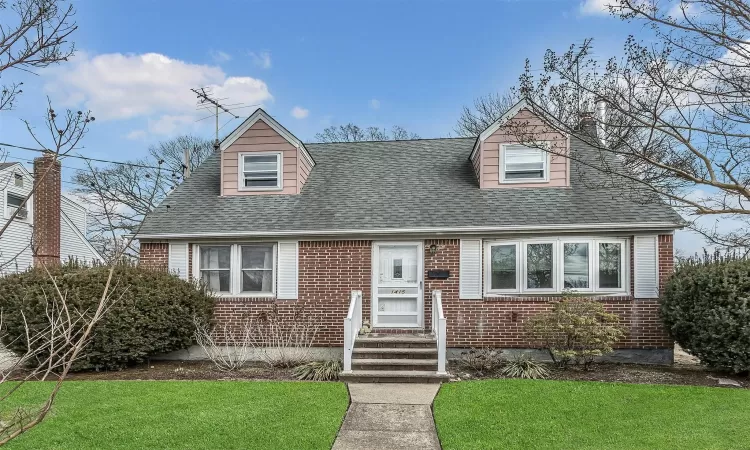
left=501, top=144, right=548, bottom=182
left=240, top=153, right=282, bottom=190
left=485, top=237, right=627, bottom=295
left=197, top=243, right=276, bottom=295
left=6, top=192, right=28, bottom=221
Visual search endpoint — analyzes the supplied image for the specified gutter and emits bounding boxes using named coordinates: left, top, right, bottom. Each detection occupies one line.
left=136, top=221, right=684, bottom=240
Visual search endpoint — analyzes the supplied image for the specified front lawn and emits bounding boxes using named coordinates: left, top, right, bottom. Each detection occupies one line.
left=434, top=379, right=750, bottom=450
left=4, top=381, right=349, bottom=449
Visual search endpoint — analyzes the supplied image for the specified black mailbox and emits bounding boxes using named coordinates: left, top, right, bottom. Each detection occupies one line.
left=427, top=269, right=450, bottom=279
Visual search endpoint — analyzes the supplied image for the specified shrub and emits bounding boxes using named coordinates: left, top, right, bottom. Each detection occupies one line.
left=501, top=354, right=549, bottom=379
left=661, top=257, right=750, bottom=373
left=194, top=319, right=253, bottom=372
left=0, top=263, right=215, bottom=371
left=293, top=360, right=341, bottom=381
left=525, top=298, right=626, bottom=369
left=457, top=347, right=503, bottom=376
left=247, top=304, right=320, bottom=368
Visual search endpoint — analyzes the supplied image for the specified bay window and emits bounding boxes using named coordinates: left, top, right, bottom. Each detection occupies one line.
left=485, top=238, right=627, bottom=295
left=196, top=243, right=276, bottom=296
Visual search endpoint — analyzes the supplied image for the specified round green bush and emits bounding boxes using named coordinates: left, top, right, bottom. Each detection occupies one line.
left=661, top=258, right=750, bottom=373
left=0, top=263, right=215, bottom=371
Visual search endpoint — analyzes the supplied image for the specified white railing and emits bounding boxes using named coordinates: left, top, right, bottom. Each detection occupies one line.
left=343, top=290, right=363, bottom=373
left=431, top=290, right=447, bottom=375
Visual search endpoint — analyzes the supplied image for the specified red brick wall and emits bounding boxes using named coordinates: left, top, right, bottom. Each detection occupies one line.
left=32, top=152, right=62, bottom=267
left=140, top=242, right=168, bottom=270
left=139, top=234, right=674, bottom=349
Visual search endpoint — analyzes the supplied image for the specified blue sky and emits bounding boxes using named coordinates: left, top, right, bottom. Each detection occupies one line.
left=0, top=0, right=710, bottom=252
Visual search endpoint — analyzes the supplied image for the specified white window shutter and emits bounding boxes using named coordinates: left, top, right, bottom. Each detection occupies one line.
left=634, top=236, right=659, bottom=299
left=459, top=239, right=483, bottom=299
left=168, top=243, right=188, bottom=280
left=277, top=241, right=298, bottom=299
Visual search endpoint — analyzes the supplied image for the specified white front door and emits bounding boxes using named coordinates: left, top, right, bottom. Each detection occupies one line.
left=372, top=242, right=423, bottom=328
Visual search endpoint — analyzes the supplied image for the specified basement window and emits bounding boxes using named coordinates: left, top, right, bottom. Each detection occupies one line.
left=240, top=152, right=282, bottom=190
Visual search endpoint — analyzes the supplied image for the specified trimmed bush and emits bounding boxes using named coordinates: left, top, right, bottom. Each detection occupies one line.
left=525, top=297, right=626, bottom=369
left=661, top=257, right=750, bottom=373
left=0, top=263, right=215, bottom=371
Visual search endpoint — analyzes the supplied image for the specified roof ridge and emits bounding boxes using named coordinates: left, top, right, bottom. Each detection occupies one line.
left=306, top=136, right=475, bottom=145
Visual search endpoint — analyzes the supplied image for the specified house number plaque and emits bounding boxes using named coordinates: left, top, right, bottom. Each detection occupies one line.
left=390, top=289, right=406, bottom=294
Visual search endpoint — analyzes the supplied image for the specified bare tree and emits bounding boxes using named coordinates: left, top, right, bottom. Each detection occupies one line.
left=455, top=90, right=518, bottom=137
left=314, top=124, right=419, bottom=143
left=510, top=0, right=750, bottom=249
left=71, top=135, right=214, bottom=260
left=0, top=0, right=77, bottom=111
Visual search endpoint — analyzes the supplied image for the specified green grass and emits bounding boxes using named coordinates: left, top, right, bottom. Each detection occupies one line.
left=434, top=379, right=750, bottom=450
left=3, top=381, right=349, bottom=450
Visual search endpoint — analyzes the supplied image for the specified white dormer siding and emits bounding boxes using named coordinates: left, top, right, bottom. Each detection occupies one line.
left=220, top=109, right=314, bottom=196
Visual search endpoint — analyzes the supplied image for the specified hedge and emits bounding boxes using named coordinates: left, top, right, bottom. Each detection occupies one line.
left=661, top=257, right=750, bottom=373
left=0, top=263, right=215, bottom=371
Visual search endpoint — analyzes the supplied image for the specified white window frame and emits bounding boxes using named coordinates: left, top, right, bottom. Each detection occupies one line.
left=500, top=143, right=550, bottom=184
left=484, top=241, right=521, bottom=294
left=238, top=152, right=283, bottom=191
left=484, top=237, right=629, bottom=296
left=194, top=243, right=277, bottom=297
left=5, top=191, right=29, bottom=222
left=595, top=239, right=628, bottom=292
left=560, top=239, right=595, bottom=293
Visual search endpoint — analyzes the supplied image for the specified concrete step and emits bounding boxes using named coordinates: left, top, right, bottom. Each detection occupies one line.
left=355, top=335, right=437, bottom=349
left=339, top=370, right=450, bottom=384
left=351, top=358, right=438, bottom=371
left=352, top=347, right=437, bottom=359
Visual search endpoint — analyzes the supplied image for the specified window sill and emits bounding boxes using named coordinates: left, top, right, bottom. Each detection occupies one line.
left=481, top=292, right=632, bottom=301
left=213, top=293, right=278, bottom=300
left=237, top=187, right=283, bottom=192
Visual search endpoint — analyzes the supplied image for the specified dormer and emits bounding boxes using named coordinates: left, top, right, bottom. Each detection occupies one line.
left=470, top=99, right=570, bottom=188
left=220, top=109, right=315, bottom=196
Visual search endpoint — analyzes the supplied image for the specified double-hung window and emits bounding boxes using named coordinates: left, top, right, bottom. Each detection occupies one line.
left=197, top=243, right=276, bottom=296
left=241, top=152, right=282, bottom=190
left=501, top=144, right=548, bottom=182
left=6, top=193, right=28, bottom=221
left=485, top=238, right=627, bottom=295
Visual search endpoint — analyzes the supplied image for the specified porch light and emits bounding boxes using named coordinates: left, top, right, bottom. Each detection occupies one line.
left=429, top=244, right=438, bottom=256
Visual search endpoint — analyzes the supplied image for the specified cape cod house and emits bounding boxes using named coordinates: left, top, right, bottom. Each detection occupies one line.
left=0, top=156, right=102, bottom=274
left=138, top=101, right=683, bottom=381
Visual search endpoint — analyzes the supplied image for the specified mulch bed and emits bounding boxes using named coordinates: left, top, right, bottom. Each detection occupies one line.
left=449, top=361, right=749, bottom=389
left=63, top=361, right=297, bottom=381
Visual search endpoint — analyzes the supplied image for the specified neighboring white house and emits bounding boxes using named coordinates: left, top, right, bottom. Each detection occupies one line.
left=0, top=162, right=102, bottom=274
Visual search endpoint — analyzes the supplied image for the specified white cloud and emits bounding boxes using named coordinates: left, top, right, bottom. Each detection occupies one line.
left=125, top=129, right=147, bottom=140
left=291, top=106, right=309, bottom=119
left=249, top=51, right=272, bottom=69
left=43, top=52, right=273, bottom=135
left=579, top=0, right=612, bottom=15
left=369, top=99, right=380, bottom=110
left=209, top=50, right=232, bottom=63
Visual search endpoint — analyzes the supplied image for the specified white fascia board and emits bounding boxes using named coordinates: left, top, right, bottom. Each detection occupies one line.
left=136, top=222, right=684, bottom=240
left=219, top=108, right=314, bottom=167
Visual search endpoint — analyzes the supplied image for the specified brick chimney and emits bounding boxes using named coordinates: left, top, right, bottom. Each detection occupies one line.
left=33, top=152, right=61, bottom=267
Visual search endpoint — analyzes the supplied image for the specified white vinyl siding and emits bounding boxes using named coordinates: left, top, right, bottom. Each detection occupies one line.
left=168, top=243, right=189, bottom=280
left=459, top=239, right=483, bottom=299
left=633, top=235, right=659, bottom=299
left=276, top=241, right=299, bottom=299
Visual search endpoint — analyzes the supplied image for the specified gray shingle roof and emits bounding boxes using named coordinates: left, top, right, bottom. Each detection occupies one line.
left=138, top=137, right=683, bottom=237
left=0, top=162, right=18, bottom=170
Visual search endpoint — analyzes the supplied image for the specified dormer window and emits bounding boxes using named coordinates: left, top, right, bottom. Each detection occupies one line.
left=14, top=173, right=23, bottom=187
left=240, top=152, right=282, bottom=190
left=501, top=144, right=549, bottom=183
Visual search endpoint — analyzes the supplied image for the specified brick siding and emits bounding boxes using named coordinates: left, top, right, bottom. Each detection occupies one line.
left=140, top=235, right=674, bottom=349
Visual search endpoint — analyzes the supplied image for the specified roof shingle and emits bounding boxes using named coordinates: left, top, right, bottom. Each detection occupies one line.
left=138, top=137, right=683, bottom=237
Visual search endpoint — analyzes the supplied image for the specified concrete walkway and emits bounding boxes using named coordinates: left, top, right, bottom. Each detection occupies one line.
left=333, top=383, right=441, bottom=450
